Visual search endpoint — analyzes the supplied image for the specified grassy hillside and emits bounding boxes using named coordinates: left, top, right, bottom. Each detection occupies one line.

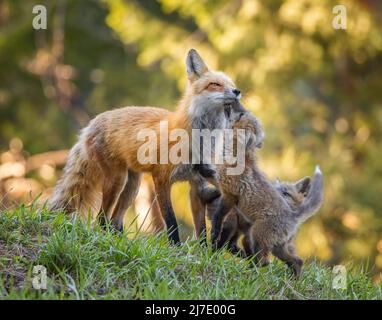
left=0, top=205, right=381, bottom=300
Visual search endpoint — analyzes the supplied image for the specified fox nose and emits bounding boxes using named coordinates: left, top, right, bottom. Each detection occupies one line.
left=233, top=89, right=241, bottom=97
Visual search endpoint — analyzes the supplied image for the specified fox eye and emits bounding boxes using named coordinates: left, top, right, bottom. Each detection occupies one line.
left=210, top=82, right=222, bottom=86
left=282, top=191, right=291, bottom=198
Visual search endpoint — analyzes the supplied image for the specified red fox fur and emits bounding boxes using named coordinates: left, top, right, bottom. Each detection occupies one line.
left=48, top=49, right=242, bottom=244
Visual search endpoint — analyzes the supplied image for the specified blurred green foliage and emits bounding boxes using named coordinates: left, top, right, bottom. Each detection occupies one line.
left=1, top=0, right=382, bottom=277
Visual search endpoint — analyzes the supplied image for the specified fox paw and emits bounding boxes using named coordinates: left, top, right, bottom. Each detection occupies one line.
left=193, top=164, right=217, bottom=179
left=199, top=187, right=221, bottom=203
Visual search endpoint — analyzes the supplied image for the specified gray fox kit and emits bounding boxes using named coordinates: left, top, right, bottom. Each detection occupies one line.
left=209, top=113, right=323, bottom=277
left=189, top=102, right=265, bottom=239
left=207, top=176, right=312, bottom=256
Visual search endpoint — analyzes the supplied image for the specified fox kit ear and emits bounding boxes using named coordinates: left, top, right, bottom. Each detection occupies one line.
left=295, top=177, right=311, bottom=194
left=186, top=49, right=208, bottom=82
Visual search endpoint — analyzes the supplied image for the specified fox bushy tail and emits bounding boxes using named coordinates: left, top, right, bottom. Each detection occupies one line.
left=296, top=166, right=324, bottom=222
left=48, top=129, right=101, bottom=215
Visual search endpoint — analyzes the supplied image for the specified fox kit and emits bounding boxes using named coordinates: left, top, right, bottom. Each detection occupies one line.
left=209, top=176, right=312, bottom=256
left=209, top=113, right=324, bottom=277
left=190, top=101, right=265, bottom=239
left=48, top=49, right=243, bottom=244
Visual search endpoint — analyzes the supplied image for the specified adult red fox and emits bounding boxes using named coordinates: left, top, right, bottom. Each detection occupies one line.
left=48, top=49, right=243, bottom=244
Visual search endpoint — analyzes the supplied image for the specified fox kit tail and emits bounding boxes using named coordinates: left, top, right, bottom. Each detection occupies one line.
left=48, top=129, right=101, bottom=215
left=296, top=166, right=323, bottom=222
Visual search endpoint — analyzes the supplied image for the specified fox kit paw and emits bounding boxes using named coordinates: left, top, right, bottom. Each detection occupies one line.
left=291, top=257, right=303, bottom=278
left=193, top=164, right=218, bottom=181
left=199, top=187, right=221, bottom=204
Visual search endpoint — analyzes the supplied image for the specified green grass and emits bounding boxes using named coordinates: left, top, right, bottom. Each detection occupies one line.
left=0, top=205, right=381, bottom=300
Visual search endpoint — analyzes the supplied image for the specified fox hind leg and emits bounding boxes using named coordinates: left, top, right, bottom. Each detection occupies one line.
left=244, top=227, right=271, bottom=267
left=242, top=232, right=253, bottom=258
left=110, top=170, right=142, bottom=232
left=272, top=243, right=303, bottom=278
left=97, top=171, right=127, bottom=228
left=90, top=140, right=127, bottom=229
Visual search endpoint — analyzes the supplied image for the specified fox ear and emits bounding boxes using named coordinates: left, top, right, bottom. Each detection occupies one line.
left=295, top=177, right=311, bottom=194
left=186, top=49, right=208, bottom=82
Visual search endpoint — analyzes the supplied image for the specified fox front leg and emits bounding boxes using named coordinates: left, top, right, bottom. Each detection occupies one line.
left=216, top=211, right=238, bottom=250
left=153, top=177, right=180, bottom=245
left=189, top=182, right=208, bottom=243
left=211, top=196, right=235, bottom=248
left=189, top=172, right=221, bottom=244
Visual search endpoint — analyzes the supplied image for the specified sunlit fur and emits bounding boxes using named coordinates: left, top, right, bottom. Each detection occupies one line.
left=179, top=70, right=239, bottom=135
left=48, top=49, right=243, bottom=243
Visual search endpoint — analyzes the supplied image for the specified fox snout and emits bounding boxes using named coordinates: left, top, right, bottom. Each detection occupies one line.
left=233, top=89, right=241, bottom=97
left=224, top=88, right=241, bottom=103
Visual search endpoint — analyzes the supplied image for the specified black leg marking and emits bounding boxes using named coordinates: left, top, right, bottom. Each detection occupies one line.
left=211, top=199, right=232, bottom=248
left=198, top=229, right=207, bottom=246
left=216, top=225, right=234, bottom=250
left=164, top=203, right=180, bottom=245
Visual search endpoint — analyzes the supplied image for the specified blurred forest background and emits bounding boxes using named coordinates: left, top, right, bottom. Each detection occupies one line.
left=1, top=0, right=382, bottom=280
